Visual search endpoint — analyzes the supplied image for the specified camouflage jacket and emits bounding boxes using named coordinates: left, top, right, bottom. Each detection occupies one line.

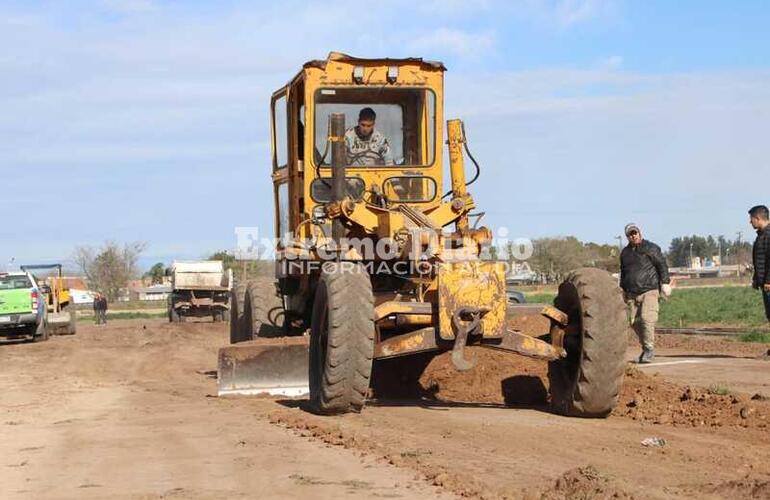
left=344, top=127, right=392, bottom=166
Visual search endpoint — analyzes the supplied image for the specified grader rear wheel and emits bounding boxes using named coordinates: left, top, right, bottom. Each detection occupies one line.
left=229, top=283, right=249, bottom=343
left=309, top=263, right=375, bottom=415
left=243, top=280, right=285, bottom=339
left=548, top=267, right=627, bottom=417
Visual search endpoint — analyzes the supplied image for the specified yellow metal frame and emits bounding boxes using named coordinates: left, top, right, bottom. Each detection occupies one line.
left=270, top=53, right=510, bottom=354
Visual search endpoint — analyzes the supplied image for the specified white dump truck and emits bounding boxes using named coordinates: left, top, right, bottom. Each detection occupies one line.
left=167, top=261, right=232, bottom=323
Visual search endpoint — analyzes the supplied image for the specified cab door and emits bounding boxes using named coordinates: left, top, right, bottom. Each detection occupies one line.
left=270, top=88, right=290, bottom=244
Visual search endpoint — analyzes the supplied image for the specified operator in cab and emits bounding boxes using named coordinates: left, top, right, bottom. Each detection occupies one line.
left=344, top=107, right=393, bottom=166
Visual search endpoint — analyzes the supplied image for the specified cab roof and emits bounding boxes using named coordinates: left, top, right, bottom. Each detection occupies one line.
left=303, top=52, right=446, bottom=72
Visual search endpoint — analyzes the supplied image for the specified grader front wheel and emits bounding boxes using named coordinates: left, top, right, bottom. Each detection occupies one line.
left=548, top=268, right=627, bottom=417
left=309, top=263, right=375, bottom=415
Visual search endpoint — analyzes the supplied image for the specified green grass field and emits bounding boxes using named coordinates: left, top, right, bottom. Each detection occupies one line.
left=657, top=286, right=767, bottom=328
left=523, top=286, right=769, bottom=331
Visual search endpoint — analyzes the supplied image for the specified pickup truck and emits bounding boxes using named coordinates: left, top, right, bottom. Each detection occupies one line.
left=0, top=271, right=48, bottom=342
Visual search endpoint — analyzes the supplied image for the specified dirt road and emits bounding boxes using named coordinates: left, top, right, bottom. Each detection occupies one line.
left=3, top=320, right=770, bottom=499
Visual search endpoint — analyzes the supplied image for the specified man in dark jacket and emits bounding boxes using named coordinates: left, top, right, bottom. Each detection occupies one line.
left=620, top=223, right=671, bottom=363
left=93, top=293, right=108, bottom=325
left=749, top=205, right=770, bottom=324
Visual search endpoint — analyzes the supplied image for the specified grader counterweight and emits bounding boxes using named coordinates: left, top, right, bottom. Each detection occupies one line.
left=218, top=53, right=627, bottom=417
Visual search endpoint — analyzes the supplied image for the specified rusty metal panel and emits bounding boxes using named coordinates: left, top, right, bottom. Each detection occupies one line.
left=374, top=301, right=432, bottom=321
left=480, top=329, right=561, bottom=361
left=437, top=261, right=506, bottom=340
left=373, top=327, right=441, bottom=359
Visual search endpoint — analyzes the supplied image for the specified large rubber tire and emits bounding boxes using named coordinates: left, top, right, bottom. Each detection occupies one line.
left=243, top=280, right=285, bottom=339
left=309, top=262, right=375, bottom=415
left=32, top=319, right=49, bottom=343
left=229, top=283, right=249, bottom=343
left=170, top=307, right=181, bottom=323
left=548, top=267, right=627, bottom=418
left=213, top=310, right=223, bottom=323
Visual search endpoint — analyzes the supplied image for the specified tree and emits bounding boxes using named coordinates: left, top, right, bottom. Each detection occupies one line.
left=492, top=236, right=622, bottom=283
left=530, top=237, right=586, bottom=282
left=73, top=241, right=146, bottom=301
left=667, top=234, right=752, bottom=267
left=207, top=250, right=272, bottom=280
left=208, top=251, right=236, bottom=270
left=144, top=262, right=166, bottom=285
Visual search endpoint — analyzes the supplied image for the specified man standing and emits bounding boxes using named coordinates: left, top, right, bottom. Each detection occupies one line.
left=620, top=223, right=672, bottom=363
left=93, top=293, right=100, bottom=324
left=100, top=294, right=109, bottom=325
left=344, top=107, right=393, bottom=166
left=93, top=293, right=108, bottom=325
left=749, top=205, right=770, bottom=325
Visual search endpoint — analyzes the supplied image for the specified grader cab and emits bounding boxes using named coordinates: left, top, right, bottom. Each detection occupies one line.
left=218, top=53, right=627, bottom=417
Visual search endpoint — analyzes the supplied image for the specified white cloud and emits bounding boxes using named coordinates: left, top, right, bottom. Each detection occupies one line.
left=519, top=0, right=621, bottom=29
left=600, top=55, right=624, bottom=69
left=554, top=0, right=611, bottom=27
left=443, top=66, right=770, bottom=243
left=407, top=28, right=495, bottom=57
left=1, top=0, right=767, bottom=263
left=99, top=0, right=158, bottom=14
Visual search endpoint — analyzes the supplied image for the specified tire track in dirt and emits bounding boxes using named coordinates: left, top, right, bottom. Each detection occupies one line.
left=258, top=345, right=770, bottom=499
left=0, top=320, right=456, bottom=499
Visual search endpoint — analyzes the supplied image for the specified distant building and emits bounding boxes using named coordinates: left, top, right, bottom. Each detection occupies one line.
left=131, top=284, right=172, bottom=302
left=506, top=262, right=539, bottom=285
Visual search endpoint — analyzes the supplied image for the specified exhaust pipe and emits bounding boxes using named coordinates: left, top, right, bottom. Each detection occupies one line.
left=330, top=112, right=346, bottom=242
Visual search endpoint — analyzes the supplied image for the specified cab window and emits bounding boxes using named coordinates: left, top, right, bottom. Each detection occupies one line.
left=313, top=88, right=436, bottom=168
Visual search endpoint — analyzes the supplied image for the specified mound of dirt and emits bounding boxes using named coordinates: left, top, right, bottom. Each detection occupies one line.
left=616, top=368, right=770, bottom=429
left=536, top=465, right=634, bottom=500
left=655, top=334, right=770, bottom=359
left=418, top=348, right=549, bottom=405
left=373, top=345, right=770, bottom=431
left=371, top=313, right=553, bottom=404
left=678, top=477, right=770, bottom=499
left=371, top=348, right=550, bottom=405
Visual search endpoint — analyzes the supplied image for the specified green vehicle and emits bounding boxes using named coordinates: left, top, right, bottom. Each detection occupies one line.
left=0, top=271, right=48, bottom=342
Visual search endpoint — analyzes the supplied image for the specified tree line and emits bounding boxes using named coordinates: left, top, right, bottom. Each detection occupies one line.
left=498, top=233, right=753, bottom=283
left=70, top=232, right=753, bottom=300
left=667, top=235, right=751, bottom=267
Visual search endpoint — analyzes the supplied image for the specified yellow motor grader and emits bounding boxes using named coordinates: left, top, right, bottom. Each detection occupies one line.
left=218, top=53, right=627, bottom=417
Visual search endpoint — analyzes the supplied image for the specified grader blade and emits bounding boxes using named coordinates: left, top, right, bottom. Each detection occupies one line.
left=217, top=339, right=309, bottom=397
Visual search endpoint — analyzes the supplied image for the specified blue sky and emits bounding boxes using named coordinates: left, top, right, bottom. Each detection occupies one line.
left=2, top=0, right=769, bottom=270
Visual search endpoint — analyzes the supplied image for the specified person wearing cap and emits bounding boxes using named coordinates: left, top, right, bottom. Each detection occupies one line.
left=620, top=223, right=671, bottom=363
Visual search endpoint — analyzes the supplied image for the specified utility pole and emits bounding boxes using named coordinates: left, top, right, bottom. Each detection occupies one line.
left=689, top=242, right=694, bottom=268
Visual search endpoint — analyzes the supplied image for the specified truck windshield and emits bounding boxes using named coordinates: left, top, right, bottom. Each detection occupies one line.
left=0, top=275, right=32, bottom=290
left=313, top=88, right=435, bottom=168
